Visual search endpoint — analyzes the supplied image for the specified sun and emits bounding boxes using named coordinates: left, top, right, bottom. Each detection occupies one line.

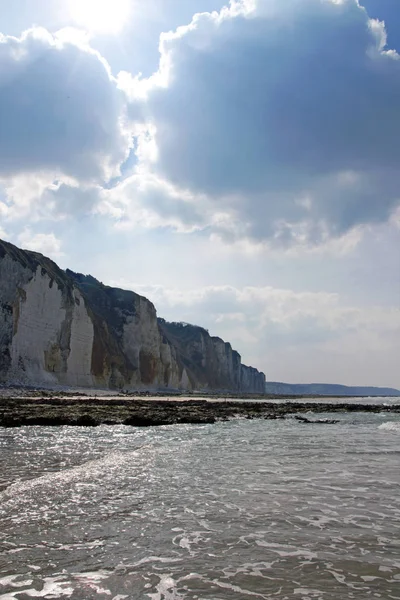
left=69, top=0, right=130, bottom=34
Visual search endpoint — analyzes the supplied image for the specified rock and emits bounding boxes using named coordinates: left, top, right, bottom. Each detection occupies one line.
left=158, top=320, right=266, bottom=393
left=294, top=415, right=339, bottom=424
left=0, top=397, right=398, bottom=428
left=73, top=415, right=99, bottom=427
left=0, top=239, right=265, bottom=393
left=123, top=416, right=170, bottom=427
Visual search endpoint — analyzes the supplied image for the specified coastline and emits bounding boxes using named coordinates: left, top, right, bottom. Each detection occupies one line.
left=1, top=393, right=399, bottom=427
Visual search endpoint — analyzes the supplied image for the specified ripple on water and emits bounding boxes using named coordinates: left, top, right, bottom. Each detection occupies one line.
left=378, top=421, right=400, bottom=432
left=0, top=418, right=399, bottom=599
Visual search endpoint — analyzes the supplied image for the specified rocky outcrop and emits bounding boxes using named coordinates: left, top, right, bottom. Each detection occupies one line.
left=64, top=271, right=186, bottom=390
left=0, top=239, right=265, bottom=392
left=158, top=320, right=265, bottom=392
left=1, top=397, right=398, bottom=429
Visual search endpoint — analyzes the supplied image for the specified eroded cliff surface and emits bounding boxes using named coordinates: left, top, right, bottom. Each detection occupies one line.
left=158, top=320, right=265, bottom=393
left=0, top=239, right=265, bottom=392
left=0, top=242, right=93, bottom=387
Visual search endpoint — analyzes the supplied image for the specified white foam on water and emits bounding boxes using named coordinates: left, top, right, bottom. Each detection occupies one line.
left=180, top=573, right=270, bottom=599
left=293, top=588, right=325, bottom=599
left=326, top=570, right=361, bottom=590
left=379, top=566, right=393, bottom=572
left=114, top=556, right=181, bottom=574
left=2, top=416, right=400, bottom=599
left=0, top=445, right=152, bottom=502
left=221, top=561, right=276, bottom=581
left=0, top=569, right=116, bottom=599
left=147, top=575, right=185, bottom=600
left=197, top=519, right=217, bottom=531
left=255, top=541, right=317, bottom=560
left=172, top=530, right=211, bottom=556
left=73, top=570, right=112, bottom=595
left=378, top=422, right=400, bottom=432
left=0, top=576, right=74, bottom=599
left=294, top=514, right=339, bottom=529
left=0, top=576, right=32, bottom=588
left=55, top=539, right=105, bottom=552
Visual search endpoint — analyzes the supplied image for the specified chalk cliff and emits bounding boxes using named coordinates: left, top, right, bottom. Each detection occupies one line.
left=0, top=239, right=265, bottom=392
left=158, top=320, right=265, bottom=393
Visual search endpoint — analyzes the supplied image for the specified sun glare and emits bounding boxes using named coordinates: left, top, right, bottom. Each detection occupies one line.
left=69, top=0, right=130, bottom=34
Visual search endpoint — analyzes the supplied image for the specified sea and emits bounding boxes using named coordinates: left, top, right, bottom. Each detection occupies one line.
left=1, top=397, right=399, bottom=600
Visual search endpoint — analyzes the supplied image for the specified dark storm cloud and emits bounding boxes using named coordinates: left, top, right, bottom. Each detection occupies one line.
left=143, top=0, right=400, bottom=242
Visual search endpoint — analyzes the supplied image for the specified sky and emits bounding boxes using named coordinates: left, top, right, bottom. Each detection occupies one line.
left=0, top=0, right=399, bottom=388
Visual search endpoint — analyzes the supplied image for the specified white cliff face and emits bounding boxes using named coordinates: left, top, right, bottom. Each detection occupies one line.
left=159, top=337, right=188, bottom=390
left=123, top=297, right=190, bottom=390
left=65, top=289, right=94, bottom=387
left=1, top=239, right=266, bottom=392
left=211, top=337, right=237, bottom=389
left=0, top=261, right=95, bottom=387
left=158, top=321, right=265, bottom=393
left=179, top=367, right=191, bottom=390
left=0, top=256, right=28, bottom=380
left=123, top=297, right=157, bottom=386
left=123, top=297, right=167, bottom=388
left=10, top=267, right=66, bottom=384
left=240, top=365, right=266, bottom=394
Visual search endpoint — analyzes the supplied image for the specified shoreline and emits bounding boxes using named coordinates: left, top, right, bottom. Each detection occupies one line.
left=1, top=385, right=398, bottom=400
left=1, top=396, right=399, bottom=427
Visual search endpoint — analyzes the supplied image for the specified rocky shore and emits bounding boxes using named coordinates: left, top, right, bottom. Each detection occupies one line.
left=1, top=396, right=399, bottom=427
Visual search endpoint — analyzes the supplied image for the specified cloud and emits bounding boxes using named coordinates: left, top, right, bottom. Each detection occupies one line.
left=2, top=0, right=400, bottom=252
left=121, top=0, right=400, bottom=246
left=0, top=27, right=133, bottom=183
left=96, top=172, right=208, bottom=232
left=114, top=282, right=400, bottom=351
left=110, top=281, right=400, bottom=386
left=17, top=228, right=63, bottom=258
left=360, top=0, right=400, bottom=52
left=90, top=0, right=229, bottom=77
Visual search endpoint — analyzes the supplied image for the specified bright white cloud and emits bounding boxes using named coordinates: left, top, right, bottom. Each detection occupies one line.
left=121, top=0, right=400, bottom=246
left=0, top=27, right=133, bottom=183
left=109, top=281, right=400, bottom=387
left=17, top=229, right=64, bottom=258
left=2, top=0, right=400, bottom=252
left=0, top=0, right=399, bottom=388
left=68, top=0, right=131, bottom=34
left=96, top=173, right=210, bottom=232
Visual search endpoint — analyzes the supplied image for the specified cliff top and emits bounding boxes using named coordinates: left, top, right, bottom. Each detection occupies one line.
left=0, top=237, right=266, bottom=388
left=0, top=238, right=72, bottom=292
left=66, top=269, right=155, bottom=312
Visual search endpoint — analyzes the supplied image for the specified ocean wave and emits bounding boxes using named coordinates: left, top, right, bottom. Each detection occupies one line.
left=378, top=422, right=400, bottom=432
left=0, top=445, right=152, bottom=501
